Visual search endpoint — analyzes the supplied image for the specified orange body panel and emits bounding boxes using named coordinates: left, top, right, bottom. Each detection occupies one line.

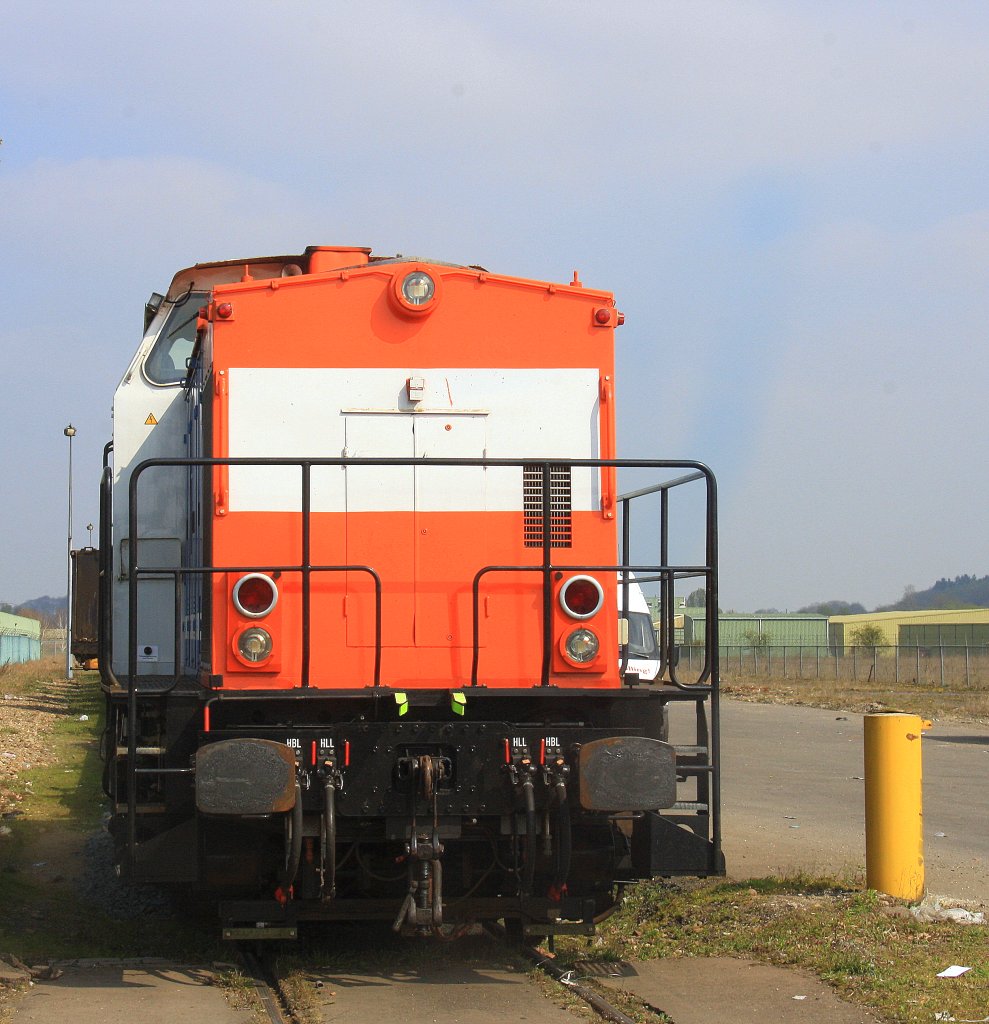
left=205, top=262, right=621, bottom=690
left=214, top=511, right=617, bottom=688
left=209, top=265, right=615, bottom=371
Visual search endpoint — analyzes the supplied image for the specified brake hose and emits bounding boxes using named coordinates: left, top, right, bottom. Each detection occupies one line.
left=521, top=775, right=537, bottom=896
left=552, top=775, right=572, bottom=892
left=322, top=778, right=336, bottom=899
left=280, top=780, right=303, bottom=894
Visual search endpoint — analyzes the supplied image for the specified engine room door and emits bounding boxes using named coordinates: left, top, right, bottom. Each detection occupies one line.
left=412, top=413, right=488, bottom=647
left=344, top=414, right=415, bottom=648
left=343, top=412, right=487, bottom=648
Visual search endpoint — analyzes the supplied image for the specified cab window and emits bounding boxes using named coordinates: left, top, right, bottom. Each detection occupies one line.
left=626, top=611, right=659, bottom=658
left=144, top=291, right=206, bottom=385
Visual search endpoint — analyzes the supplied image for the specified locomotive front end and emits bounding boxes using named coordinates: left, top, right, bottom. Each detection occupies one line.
left=100, top=245, right=722, bottom=938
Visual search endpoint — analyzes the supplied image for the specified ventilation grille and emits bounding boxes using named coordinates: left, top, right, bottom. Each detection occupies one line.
left=523, top=464, right=572, bottom=548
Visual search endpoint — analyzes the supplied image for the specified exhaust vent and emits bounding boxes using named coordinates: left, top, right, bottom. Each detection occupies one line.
left=523, top=464, right=572, bottom=548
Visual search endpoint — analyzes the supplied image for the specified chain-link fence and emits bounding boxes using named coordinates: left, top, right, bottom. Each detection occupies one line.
left=682, top=644, right=989, bottom=688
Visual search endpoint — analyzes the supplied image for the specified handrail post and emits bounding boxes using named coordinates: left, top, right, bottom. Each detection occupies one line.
left=301, top=462, right=311, bottom=688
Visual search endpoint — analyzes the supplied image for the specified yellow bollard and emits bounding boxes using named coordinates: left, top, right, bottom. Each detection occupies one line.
left=864, top=713, right=931, bottom=902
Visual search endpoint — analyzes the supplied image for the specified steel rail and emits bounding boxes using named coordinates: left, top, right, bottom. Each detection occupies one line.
left=483, top=922, right=636, bottom=1024
left=236, top=946, right=301, bottom=1024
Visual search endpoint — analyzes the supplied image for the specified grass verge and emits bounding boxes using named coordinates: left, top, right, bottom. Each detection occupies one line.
left=554, top=874, right=988, bottom=1024
left=722, top=674, right=989, bottom=725
left=0, top=667, right=223, bottom=965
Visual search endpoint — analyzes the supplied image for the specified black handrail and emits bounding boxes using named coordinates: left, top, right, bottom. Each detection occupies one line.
left=118, top=454, right=720, bottom=871
left=122, top=455, right=718, bottom=693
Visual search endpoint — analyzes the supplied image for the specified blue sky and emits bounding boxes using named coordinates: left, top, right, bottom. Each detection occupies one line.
left=2, top=1, right=988, bottom=611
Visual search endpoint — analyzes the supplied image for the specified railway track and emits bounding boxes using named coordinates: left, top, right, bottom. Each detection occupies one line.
left=235, top=929, right=641, bottom=1024
left=506, top=940, right=638, bottom=1024
left=235, top=946, right=304, bottom=1024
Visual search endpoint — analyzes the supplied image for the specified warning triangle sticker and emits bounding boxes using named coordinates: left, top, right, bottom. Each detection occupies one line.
left=145, top=413, right=158, bottom=425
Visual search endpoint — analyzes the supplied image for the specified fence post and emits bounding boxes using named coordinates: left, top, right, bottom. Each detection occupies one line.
left=916, top=645, right=920, bottom=684
left=853, top=645, right=857, bottom=681
left=895, top=644, right=899, bottom=685
left=965, top=644, right=970, bottom=688
left=939, top=645, right=945, bottom=687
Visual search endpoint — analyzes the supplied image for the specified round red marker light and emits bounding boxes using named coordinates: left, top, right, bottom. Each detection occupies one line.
left=594, top=307, right=612, bottom=325
left=233, top=573, right=278, bottom=618
left=216, top=302, right=233, bottom=319
left=560, top=575, right=604, bottom=619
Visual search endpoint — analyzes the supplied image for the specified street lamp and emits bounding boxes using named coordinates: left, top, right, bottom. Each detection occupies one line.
left=63, top=424, right=76, bottom=680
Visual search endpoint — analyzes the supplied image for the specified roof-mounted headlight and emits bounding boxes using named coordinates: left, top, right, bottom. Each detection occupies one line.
left=391, top=268, right=442, bottom=316
left=401, top=271, right=435, bottom=306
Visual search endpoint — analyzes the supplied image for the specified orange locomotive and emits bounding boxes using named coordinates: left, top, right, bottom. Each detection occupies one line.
left=97, top=246, right=723, bottom=938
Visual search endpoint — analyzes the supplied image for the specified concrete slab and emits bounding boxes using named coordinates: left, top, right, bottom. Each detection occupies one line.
left=594, top=956, right=883, bottom=1024
left=7, top=962, right=252, bottom=1024
left=314, top=961, right=577, bottom=1023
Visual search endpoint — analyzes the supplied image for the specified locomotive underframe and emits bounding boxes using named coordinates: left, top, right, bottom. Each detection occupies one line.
left=102, top=684, right=720, bottom=936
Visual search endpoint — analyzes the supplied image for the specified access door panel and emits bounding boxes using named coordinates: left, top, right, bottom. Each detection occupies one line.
left=344, top=415, right=415, bottom=647
left=413, top=414, right=490, bottom=647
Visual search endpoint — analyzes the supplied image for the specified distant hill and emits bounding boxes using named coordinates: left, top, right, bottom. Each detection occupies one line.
left=796, top=600, right=866, bottom=616
left=0, top=595, right=65, bottom=624
left=877, top=575, right=989, bottom=612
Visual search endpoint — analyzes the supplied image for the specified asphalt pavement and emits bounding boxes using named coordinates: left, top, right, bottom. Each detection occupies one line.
left=710, top=698, right=989, bottom=904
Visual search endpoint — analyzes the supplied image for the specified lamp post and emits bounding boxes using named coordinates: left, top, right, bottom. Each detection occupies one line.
left=64, top=424, right=76, bottom=680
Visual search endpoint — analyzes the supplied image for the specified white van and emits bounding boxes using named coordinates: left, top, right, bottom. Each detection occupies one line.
left=618, top=574, right=661, bottom=682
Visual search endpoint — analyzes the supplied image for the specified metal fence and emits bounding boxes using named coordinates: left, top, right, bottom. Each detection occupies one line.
left=41, top=638, right=67, bottom=659
left=682, top=644, right=989, bottom=688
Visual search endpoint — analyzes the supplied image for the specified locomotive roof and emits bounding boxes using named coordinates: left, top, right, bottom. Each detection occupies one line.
left=165, top=249, right=484, bottom=301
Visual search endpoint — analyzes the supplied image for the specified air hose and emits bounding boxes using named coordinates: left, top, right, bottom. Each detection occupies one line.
left=552, top=775, right=572, bottom=893
left=322, top=778, right=336, bottom=899
left=280, top=780, right=303, bottom=894
left=521, top=775, right=537, bottom=896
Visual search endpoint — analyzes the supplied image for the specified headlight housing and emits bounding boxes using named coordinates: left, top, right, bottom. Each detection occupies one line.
left=564, top=627, right=600, bottom=664
left=401, top=271, right=435, bottom=306
left=236, top=627, right=273, bottom=664
left=391, top=267, right=442, bottom=316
